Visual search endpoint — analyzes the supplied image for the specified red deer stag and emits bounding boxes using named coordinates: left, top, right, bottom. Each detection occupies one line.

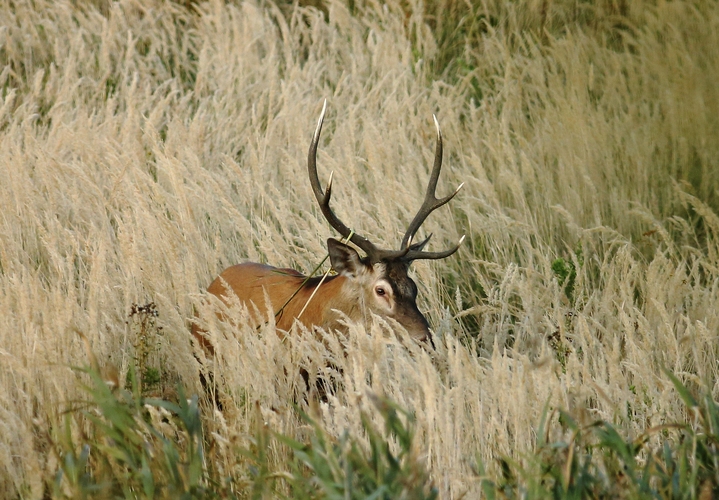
left=192, top=101, right=463, bottom=355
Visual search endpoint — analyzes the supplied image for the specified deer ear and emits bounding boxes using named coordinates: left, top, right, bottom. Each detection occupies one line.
left=327, top=238, right=366, bottom=277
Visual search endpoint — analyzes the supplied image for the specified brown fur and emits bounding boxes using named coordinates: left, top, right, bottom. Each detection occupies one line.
left=192, top=262, right=358, bottom=353
left=192, top=244, right=433, bottom=355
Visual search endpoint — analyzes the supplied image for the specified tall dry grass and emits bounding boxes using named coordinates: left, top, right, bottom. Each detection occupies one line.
left=1, top=0, right=718, bottom=497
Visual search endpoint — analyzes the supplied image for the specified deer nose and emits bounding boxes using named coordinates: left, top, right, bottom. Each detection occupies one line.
left=413, top=328, right=434, bottom=349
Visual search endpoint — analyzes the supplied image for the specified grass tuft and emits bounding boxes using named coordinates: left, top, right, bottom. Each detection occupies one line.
left=52, top=362, right=437, bottom=498
left=479, top=373, right=719, bottom=498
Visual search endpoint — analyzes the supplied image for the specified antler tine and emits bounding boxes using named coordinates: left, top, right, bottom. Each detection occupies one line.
left=399, top=115, right=464, bottom=257
left=308, top=100, right=379, bottom=258
left=405, top=234, right=466, bottom=261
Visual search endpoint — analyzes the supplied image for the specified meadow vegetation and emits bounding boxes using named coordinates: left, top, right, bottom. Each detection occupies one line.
left=1, top=0, right=718, bottom=497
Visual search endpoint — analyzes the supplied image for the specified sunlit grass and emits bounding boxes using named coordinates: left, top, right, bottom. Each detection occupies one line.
left=1, top=0, right=718, bottom=497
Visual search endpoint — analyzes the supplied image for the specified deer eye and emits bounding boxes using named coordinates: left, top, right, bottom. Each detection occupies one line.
left=375, top=286, right=386, bottom=296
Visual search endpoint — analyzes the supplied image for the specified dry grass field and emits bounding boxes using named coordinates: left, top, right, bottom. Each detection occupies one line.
left=1, top=0, right=718, bottom=497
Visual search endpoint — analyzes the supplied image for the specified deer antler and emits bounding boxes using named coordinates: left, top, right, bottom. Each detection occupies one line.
left=400, top=115, right=464, bottom=261
left=308, top=101, right=463, bottom=264
left=308, top=101, right=409, bottom=262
